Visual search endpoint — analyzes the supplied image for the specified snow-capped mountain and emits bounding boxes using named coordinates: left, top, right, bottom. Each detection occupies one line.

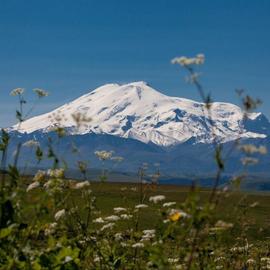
left=12, top=81, right=267, bottom=147
left=6, top=82, right=270, bottom=178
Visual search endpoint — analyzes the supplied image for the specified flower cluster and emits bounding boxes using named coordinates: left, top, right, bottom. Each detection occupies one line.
left=95, top=150, right=113, bottom=161
left=33, top=88, right=49, bottom=98
left=10, top=88, right=24, bottom=96
left=54, top=209, right=66, bottom=221
left=239, top=144, right=267, bottom=155
left=47, top=168, right=65, bottom=178
left=73, top=181, right=90, bottom=189
left=149, top=195, right=166, bottom=204
left=33, top=170, right=46, bottom=182
left=171, top=54, right=205, bottom=66
left=26, top=181, right=40, bottom=192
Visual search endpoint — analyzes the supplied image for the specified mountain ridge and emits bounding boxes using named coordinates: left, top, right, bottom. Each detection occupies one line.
left=11, top=81, right=268, bottom=147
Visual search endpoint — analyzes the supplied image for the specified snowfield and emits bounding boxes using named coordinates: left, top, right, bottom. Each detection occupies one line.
left=12, top=81, right=267, bottom=147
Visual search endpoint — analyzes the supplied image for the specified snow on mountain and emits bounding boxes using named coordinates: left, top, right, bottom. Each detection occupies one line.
left=12, top=81, right=267, bottom=147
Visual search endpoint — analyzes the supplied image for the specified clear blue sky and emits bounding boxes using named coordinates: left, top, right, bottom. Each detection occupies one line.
left=0, top=0, right=270, bottom=127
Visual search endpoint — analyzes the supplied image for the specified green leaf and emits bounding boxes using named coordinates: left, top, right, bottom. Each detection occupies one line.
left=0, top=226, right=13, bottom=239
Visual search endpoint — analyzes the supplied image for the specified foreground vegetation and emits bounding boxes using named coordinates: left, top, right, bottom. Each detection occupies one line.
left=1, top=176, right=270, bottom=269
left=26, top=181, right=270, bottom=243
left=1, top=54, right=270, bottom=269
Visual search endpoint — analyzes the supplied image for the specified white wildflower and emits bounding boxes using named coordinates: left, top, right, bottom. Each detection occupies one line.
left=230, top=246, right=246, bottom=253
left=171, top=54, right=205, bottom=66
left=44, top=222, right=57, bottom=236
left=152, top=240, right=163, bottom=246
left=246, top=258, right=256, bottom=265
left=94, top=256, right=101, bottom=263
left=239, top=144, right=267, bottom=155
left=114, top=232, right=123, bottom=241
left=93, top=217, right=105, bottom=224
left=50, top=222, right=58, bottom=229
left=195, top=53, right=205, bottom=64
left=33, top=170, right=46, bottom=182
left=26, top=181, right=40, bottom=192
left=261, top=257, right=270, bottom=262
left=73, top=181, right=90, bottom=189
left=250, top=202, right=259, bottom=208
left=43, top=179, right=53, bottom=189
left=141, top=229, right=156, bottom=241
left=168, top=258, right=179, bottom=263
left=214, top=220, right=234, bottom=230
left=90, top=236, right=97, bottom=241
left=95, top=150, right=113, bottom=161
left=64, top=256, right=73, bottom=263
left=113, top=207, right=127, bottom=213
left=143, top=229, right=155, bottom=235
left=132, top=243, right=144, bottom=248
left=135, top=204, right=148, bottom=209
left=33, top=88, right=49, bottom=98
left=54, top=209, right=66, bottom=221
left=169, top=208, right=188, bottom=216
left=149, top=195, right=166, bottom=204
left=100, top=222, right=114, bottom=231
left=10, top=88, right=24, bottom=96
left=120, top=214, right=133, bottom=220
left=163, top=202, right=176, bottom=207
left=105, top=215, right=120, bottom=222
left=214, top=257, right=225, bottom=262
left=47, top=168, right=65, bottom=178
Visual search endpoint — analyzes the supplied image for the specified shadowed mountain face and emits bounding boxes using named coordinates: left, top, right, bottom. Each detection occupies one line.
left=6, top=82, right=270, bottom=178
left=5, top=131, right=270, bottom=178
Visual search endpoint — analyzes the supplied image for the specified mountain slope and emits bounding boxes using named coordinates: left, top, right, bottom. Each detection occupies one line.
left=11, top=81, right=268, bottom=147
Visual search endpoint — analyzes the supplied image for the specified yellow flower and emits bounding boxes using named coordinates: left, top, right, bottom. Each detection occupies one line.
left=168, top=209, right=188, bottom=222
left=169, top=211, right=182, bottom=222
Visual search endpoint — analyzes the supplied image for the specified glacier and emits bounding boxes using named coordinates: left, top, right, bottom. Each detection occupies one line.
left=11, top=81, right=268, bottom=147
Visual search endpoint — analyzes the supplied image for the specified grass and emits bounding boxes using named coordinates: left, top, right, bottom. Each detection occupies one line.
left=24, top=180, right=270, bottom=242
left=2, top=173, right=270, bottom=268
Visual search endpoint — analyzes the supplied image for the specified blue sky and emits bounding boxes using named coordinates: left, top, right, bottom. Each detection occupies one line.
left=0, top=0, right=270, bottom=126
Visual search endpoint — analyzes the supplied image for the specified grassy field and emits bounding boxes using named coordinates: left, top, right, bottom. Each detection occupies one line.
left=3, top=176, right=269, bottom=269
left=17, top=177, right=270, bottom=240
left=24, top=180, right=270, bottom=242
left=90, top=182, right=270, bottom=238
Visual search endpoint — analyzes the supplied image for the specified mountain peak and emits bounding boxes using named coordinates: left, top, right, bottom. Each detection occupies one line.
left=12, top=82, right=268, bottom=146
left=126, top=81, right=149, bottom=86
